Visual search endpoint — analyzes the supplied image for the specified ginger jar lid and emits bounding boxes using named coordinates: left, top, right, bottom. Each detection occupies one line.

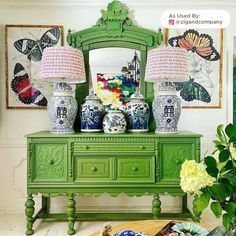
left=129, top=92, right=145, bottom=101
left=85, top=91, right=101, bottom=101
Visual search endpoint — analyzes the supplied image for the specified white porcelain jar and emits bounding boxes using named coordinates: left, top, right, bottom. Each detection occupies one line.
left=103, top=110, right=127, bottom=134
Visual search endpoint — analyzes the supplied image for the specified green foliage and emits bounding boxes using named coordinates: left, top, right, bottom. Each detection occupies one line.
left=225, top=123, right=236, bottom=139
left=191, top=124, right=236, bottom=231
left=210, top=202, right=222, bottom=218
left=206, top=166, right=219, bottom=178
left=223, top=214, right=232, bottom=230
left=225, top=202, right=236, bottom=218
left=219, top=149, right=230, bottom=162
left=208, top=183, right=228, bottom=202
left=205, top=156, right=217, bottom=168
left=217, top=124, right=224, bottom=140
left=193, top=192, right=210, bottom=214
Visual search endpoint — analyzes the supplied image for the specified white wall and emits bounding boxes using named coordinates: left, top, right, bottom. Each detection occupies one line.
left=0, top=0, right=235, bottom=225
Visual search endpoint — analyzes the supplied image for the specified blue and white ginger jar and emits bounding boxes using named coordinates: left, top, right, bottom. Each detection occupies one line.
left=48, top=83, right=77, bottom=134
left=81, top=93, right=105, bottom=132
left=103, top=110, right=126, bottom=134
left=125, top=92, right=149, bottom=132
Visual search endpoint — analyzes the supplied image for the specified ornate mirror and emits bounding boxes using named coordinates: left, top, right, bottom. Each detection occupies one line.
left=67, top=0, right=163, bottom=130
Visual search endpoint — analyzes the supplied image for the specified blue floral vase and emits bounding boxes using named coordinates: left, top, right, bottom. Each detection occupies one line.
left=81, top=92, right=105, bottom=132
left=125, top=92, right=149, bottom=132
left=103, top=110, right=126, bottom=134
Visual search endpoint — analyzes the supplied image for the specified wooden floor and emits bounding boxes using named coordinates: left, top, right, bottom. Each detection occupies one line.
left=0, top=215, right=127, bottom=236
left=0, top=214, right=220, bottom=236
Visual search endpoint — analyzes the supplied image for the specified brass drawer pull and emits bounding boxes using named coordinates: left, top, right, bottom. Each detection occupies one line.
left=132, top=166, right=138, bottom=171
left=91, top=167, right=97, bottom=172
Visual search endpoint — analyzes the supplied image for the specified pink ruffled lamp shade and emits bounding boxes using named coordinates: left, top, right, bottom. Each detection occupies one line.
left=145, top=47, right=189, bottom=82
left=40, top=46, right=86, bottom=83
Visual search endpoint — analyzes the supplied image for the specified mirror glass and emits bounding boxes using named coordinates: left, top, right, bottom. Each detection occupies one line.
left=89, top=48, right=141, bottom=110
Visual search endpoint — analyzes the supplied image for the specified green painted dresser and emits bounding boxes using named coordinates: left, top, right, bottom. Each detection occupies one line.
left=25, top=131, right=202, bottom=235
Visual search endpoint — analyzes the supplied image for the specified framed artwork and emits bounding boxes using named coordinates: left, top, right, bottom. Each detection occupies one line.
left=165, top=29, right=223, bottom=108
left=97, top=73, right=138, bottom=110
left=5, top=24, right=64, bottom=109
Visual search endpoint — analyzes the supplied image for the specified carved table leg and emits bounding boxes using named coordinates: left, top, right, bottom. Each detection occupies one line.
left=25, top=194, right=35, bottom=235
left=192, top=196, right=201, bottom=222
left=182, top=194, right=188, bottom=213
left=152, top=194, right=161, bottom=219
left=42, top=196, right=49, bottom=215
left=67, top=194, right=76, bottom=235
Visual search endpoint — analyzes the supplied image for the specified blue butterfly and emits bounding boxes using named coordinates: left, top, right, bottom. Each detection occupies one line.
left=14, top=27, right=61, bottom=62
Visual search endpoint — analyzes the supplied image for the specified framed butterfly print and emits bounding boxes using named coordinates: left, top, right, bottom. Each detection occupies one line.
left=5, top=24, right=64, bottom=109
left=165, top=29, right=223, bottom=108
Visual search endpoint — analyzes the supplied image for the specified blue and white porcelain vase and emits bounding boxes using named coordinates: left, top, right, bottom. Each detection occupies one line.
left=153, top=83, right=181, bottom=133
left=48, top=82, right=78, bottom=134
left=103, top=110, right=126, bottom=134
left=81, top=92, right=105, bottom=132
left=125, top=92, right=149, bottom=132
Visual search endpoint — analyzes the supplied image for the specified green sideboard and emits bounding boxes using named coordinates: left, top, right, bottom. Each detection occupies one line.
left=25, top=131, right=202, bottom=235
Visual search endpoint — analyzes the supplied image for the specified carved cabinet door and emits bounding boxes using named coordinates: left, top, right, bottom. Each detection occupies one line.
left=158, top=138, right=197, bottom=185
left=30, top=140, right=68, bottom=183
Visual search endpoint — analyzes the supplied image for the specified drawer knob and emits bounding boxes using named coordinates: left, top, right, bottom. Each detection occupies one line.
left=140, top=146, right=144, bottom=150
left=49, top=160, right=54, bottom=165
left=84, top=146, right=89, bottom=150
left=132, top=166, right=138, bottom=171
left=91, top=167, right=97, bottom=172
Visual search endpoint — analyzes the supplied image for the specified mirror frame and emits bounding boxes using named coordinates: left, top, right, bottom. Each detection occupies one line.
left=67, top=0, right=163, bottom=131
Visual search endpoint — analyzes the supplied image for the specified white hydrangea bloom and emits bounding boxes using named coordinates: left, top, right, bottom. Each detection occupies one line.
left=180, top=160, right=215, bottom=195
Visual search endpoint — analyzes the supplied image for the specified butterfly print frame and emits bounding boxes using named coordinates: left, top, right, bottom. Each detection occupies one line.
left=5, top=24, right=64, bottom=109
left=165, top=29, right=223, bottom=109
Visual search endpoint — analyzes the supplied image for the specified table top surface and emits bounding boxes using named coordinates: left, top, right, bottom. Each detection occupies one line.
left=26, top=130, right=202, bottom=138
left=90, top=220, right=215, bottom=236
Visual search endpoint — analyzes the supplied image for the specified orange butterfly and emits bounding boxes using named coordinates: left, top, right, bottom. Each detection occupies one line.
left=168, top=29, right=220, bottom=61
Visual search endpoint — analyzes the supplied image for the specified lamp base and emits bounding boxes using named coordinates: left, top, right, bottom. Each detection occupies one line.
left=152, top=88, right=181, bottom=134
left=47, top=82, right=77, bottom=134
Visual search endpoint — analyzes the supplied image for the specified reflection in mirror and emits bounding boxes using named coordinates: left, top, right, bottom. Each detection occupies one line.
left=89, top=48, right=141, bottom=110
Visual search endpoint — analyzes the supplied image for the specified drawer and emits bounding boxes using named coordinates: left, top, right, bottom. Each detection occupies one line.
left=117, top=156, right=155, bottom=183
left=73, top=142, right=154, bottom=153
left=75, top=157, right=112, bottom=182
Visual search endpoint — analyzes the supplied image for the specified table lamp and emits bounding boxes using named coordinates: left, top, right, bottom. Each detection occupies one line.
left=145, top=46, right=189, bottom=133
left=40, top=46, right=85, bottom=134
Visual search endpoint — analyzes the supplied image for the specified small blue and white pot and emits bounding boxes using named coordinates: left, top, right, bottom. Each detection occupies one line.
left=125, top=92, right=149, bottom=132
left=103, top=110, right=127, bottom=134
left=81, top=92, right=105, bottom=132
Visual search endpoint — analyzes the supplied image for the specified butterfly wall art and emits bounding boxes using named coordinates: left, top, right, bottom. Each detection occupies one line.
left=5, top=25, right=64, bottom=109
left=166, top=29, right=223, bottom=108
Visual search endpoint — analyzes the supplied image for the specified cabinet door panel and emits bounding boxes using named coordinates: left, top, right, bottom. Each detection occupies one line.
left=32, top=142, right=68, bottom=182
left=159, top=140, right=195, bottom=184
